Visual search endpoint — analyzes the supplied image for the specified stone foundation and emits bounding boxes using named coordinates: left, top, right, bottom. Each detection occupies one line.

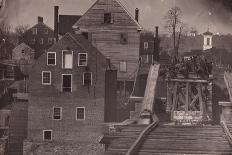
left=23, top=140, right=105, bottom=155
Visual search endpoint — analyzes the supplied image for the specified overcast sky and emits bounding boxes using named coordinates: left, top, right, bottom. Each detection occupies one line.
left=3, top=0, right=232, bottom=34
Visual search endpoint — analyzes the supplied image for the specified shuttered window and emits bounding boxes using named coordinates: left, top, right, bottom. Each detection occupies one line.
left=62, top=50, right=73, bottom=69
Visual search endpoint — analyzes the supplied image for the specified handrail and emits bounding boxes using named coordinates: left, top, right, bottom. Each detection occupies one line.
left=125, top=120, right=158, bottom=155
left=221, top=121, right=232, bottom=145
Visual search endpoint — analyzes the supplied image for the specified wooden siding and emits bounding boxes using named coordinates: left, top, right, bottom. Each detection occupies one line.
left=74, top=0, right=141, bottom=80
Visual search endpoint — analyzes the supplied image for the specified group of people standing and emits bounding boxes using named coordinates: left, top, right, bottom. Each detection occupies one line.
left=167, top=55, right=213, bottom=79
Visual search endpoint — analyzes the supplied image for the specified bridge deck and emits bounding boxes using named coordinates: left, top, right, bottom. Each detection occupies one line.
left=103, top=124, right=232, bottom=155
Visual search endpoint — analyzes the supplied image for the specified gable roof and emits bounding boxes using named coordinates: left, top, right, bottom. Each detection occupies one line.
left=73, top=0, right=143, bottom=30
left=59, top=15, right=82, bottom=35
left=12, top=42, right=34, bottom=53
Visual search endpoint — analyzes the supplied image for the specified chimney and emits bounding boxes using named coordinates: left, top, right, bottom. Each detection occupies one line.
left=54, top=6, right=59, bottom=42
left=38, top=16, right=43, bottom=24
left=153, top=26, right=160, bottom=62
left=135, top=8, right=139, bottom=22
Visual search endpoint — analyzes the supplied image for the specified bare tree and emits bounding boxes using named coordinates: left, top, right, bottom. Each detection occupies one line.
left=164, top=6, right=184, bottom=56
left=0, top=23, right=16, bottom=59
left=15, top=24, right=29, bottom=38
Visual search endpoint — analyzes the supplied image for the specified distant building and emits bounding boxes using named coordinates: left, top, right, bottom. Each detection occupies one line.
left=20, top=16, right=55, bottom=59
left=24, top=33, right=117, bottom=154
left=203, top=30, right=213, bottom=51
left=12, top=43, right=34, bottom=63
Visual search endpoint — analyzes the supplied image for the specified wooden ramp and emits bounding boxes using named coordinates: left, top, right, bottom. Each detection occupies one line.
left=141, top=64, right=160, bottom=113
left=224, top=71, right=232, bottom=101
left=103, top=124, right=232, bottom=155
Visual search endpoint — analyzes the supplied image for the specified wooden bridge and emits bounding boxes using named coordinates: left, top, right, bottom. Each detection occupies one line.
left=100, top=66, right=232, bottom=154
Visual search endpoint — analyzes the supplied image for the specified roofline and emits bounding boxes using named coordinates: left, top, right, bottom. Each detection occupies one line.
left=73, top=0, right=143, bottom=30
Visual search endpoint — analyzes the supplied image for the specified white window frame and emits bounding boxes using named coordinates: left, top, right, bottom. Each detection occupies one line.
left=62, top=50, right=73, bottom=69
left=76, top=107, right=85, bottom=121
left=53, top=107, right=62, bottom=120
left=83, top=72, right=93, bottom=86
left=43, top=130, right=52, bottom=141
left=42, top=71, right=51, bottom=85
left=144, top=42, right=149, bottom=50
left=47, top=52, right=56, bottom=66
left=78, top=53, right=88, bottom=67
left=62, top=74, right=72, bottom=92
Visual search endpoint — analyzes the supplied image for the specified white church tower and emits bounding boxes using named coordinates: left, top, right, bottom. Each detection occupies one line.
left=203, top=29, right=213, bottom=51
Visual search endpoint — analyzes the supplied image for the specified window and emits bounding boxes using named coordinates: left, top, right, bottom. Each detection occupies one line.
left=119, top=61, right=127, bottom=72
left=83, top=72, right=92, bottom=86
left=42, top=71, right=51, bottom=85
left=207, top=38, right=210, bottom=45
left=144, top=42, right=149, bottom=50
left=31, top=38, right=36, bottom=45
left=47, top=52, right=56, bottom=65
left=48, top=38, right=54, bottom=44
left=44, top=28, right=48, bottom=34
left=62, top=74, right=72, bottom=92
left=104, top=13, right=112, bottom=24
left=40, top=38, right=44, bottom=45
left=76, top=107, right=85, bottom=120
left=43, top=130, right=52, bottom=141
left=120, top=33, right=128, bottom=44
left=62, top=50, right=73, bottom=69
left=81, top=32, right=89, bottom=40
left=78, top=53, right=88, bottom=66
left=53, top=107, right=62, bottom=120
left=32, top=28, right=37, bottom=35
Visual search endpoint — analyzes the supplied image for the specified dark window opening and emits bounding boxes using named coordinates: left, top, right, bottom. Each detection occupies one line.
left=207, top=38, right=210, bottom=45
left=76, top=108, right=85, bottom=120
left=62, top=75, right=72, bottom=92
left=78, top=53, right=88, bottom=66
left=104, top=13, right=112, bottom=24
left=81, top=32, right=89, bottom=40
left=83, top=72, right=92, bottom=86
left=47, top=53, right=56, bottom=65
left=43, top=130, right=52, bottom=141
left=120, top=33, right=128, bottom=44
left=53, top=107, right=61, bottom=120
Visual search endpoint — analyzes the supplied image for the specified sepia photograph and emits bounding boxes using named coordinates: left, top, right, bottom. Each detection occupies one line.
left=0, top=0, right=232, bottom=154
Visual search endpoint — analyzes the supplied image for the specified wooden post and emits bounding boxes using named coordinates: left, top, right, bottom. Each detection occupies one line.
left=185, top=82, right=189, bottom=112
left=198, top=83, right=207, bottom=121
left=171, top=82, right=178, bottom=120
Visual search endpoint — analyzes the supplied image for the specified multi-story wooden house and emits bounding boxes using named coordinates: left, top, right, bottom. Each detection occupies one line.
left=24, top=32, right=117, bottom=154
left=72, top=0, right=143, bottom=82
left=72, top=0, right=157, bottom=114
left=20, top=17, right=55, bottom=59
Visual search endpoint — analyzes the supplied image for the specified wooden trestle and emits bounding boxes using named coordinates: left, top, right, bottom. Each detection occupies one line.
left=166, top=77, right=213, bottom=124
